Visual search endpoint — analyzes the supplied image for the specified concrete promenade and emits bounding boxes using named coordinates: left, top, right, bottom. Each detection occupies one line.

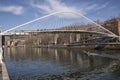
left=0, top=62, right=10, bottom=80
left=0, top=64, right=2, bottom=80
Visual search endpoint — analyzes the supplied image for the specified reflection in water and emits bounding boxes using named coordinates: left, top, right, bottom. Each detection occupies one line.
left=4, top=47, right=120, bottom=80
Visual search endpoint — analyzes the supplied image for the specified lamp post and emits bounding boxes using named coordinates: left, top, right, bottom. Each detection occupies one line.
left=0, top=26, right=3, bottom=64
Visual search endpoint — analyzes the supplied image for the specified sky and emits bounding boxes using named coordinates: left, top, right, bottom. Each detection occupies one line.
left=0, top=0, right=120, bottom=31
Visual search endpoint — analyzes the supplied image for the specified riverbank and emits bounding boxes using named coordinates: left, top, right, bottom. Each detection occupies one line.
left=32, top=43, right=120, bottom=50
left=4, top=42, right=120, bottom=50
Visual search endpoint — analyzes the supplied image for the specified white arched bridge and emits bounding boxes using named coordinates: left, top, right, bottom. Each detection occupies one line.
left=0, top=11, right=119, bottom=47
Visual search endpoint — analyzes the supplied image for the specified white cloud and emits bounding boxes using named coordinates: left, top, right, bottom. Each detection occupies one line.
left=82, top=2, right=110, bottom=15
left=30, top=0, right=110, bottom=18
left=30, top=0, right=82, bottom=18
left=0, top=5, right=24, bottom=15
left=96, top=2, right=109, bottom=10
left=86, top=4, right=98, bottom=11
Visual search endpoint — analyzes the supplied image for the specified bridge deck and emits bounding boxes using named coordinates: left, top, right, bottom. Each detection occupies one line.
left=3, top=30, right=109, bottom=36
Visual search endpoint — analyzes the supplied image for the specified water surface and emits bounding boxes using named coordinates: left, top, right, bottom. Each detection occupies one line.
left=4, top=47, right=120, bottom=80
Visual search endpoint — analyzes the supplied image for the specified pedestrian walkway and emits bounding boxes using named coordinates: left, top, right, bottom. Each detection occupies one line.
left=0, top=64, right=3, bottom=80
left=0, top=62, right=10, bottom=80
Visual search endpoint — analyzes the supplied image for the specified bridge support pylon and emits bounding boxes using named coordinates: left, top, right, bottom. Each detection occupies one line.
left=76, top=34, right=81, bottom=42
left=70, top=33, right=73, bottom=43
left=54, top=34, right=59, bottom=45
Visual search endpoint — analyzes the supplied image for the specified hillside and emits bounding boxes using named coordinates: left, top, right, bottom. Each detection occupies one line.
left=102, top=17, right=120, bottom=35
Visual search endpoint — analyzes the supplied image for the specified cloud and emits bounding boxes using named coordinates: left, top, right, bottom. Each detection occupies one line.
left=30, top=0, right=82, bottom=18
left=82, top=2, right=110, bottom=15
left=30, top=0, right=110, bottom=18
left=0, top=5, right=24, bottom=15
left=86, top=4, right=98, bottom=11
left=84, top=4, right=98, bottom=12
left=96, top=2, right=109, bottom=10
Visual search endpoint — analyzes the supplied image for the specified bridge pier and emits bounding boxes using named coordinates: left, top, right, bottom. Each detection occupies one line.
left=70, top=33, right=73, bottom=43
left=54, top=34, right=59, bottom=45
left=37, top=39, right=41, bottom=45
left=76, top=34, right=81, bottom=42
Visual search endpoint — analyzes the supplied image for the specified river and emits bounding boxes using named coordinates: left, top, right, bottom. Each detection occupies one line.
left=4, top=47, right=120, bottom=80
